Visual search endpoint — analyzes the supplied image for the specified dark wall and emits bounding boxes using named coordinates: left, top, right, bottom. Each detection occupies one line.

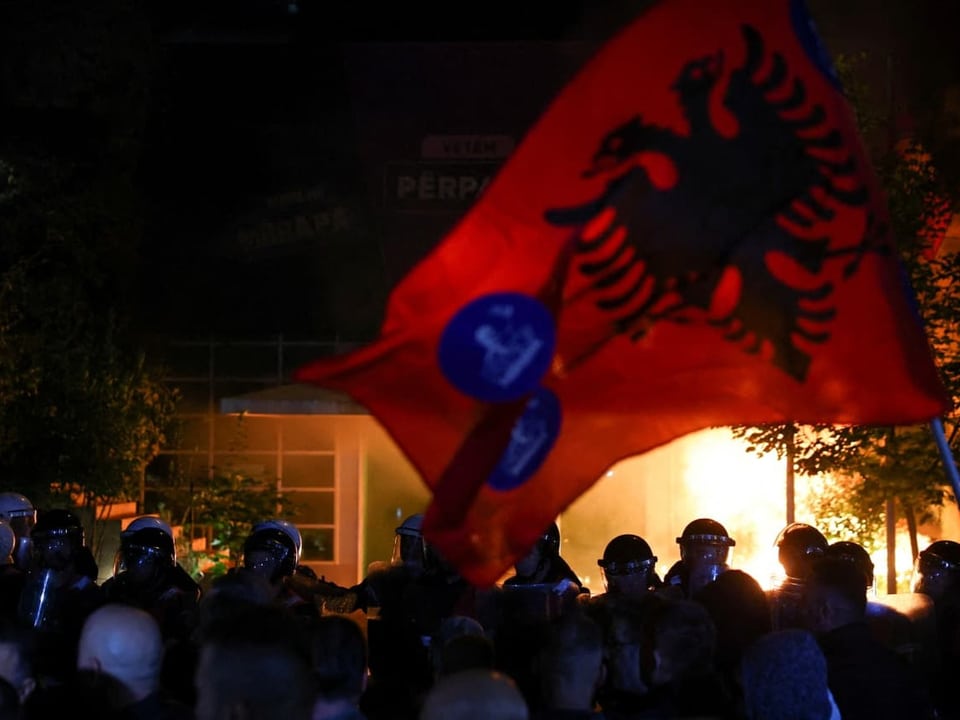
left=136, top=1, right=602, bottom=340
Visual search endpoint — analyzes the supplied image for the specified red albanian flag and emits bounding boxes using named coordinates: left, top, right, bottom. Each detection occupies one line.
left=296, top=0, right=951, bottom=586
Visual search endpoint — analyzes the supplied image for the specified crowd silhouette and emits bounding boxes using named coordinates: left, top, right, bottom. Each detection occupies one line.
left=0, top=493, right=954, bottom=720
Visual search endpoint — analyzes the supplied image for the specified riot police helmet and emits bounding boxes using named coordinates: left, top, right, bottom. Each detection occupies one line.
left=598, top=534, right=658, bottom=593
left=395, top=513, right=423, bottom=542
left=912, top=539, right=960, bottom=602
left=114, top=516, right=176, bottom=581
left=0, top=492, right=35, bottom=570
left=123, top=516, right=176, bottom=557
left=243, top=520, right=301, bottom=583
left=255, top=519, right=303, bottom=563
left=392, top=513, right=430, bottom=572
left=513, top=521, right=563, bottom=580
left=826, top=541, right=874, bottom=591
left=0, top=492, right=35, bottom=536
left=539, top=522, right=561, bottom=557
left=677, top=518, right=736, bottom=559
left=775, top=522, right=828, bottom=580
left=31, top=508, right=85, bottom=572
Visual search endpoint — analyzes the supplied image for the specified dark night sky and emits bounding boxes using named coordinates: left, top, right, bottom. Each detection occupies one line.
left=147, top=0, right=602, bottom=42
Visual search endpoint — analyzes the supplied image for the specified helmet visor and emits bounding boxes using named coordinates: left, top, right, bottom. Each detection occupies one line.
left=682, top=545, right=732, bottom=595
left=680, top=543, right=731, bottom=566
left=244, top=548, right=282, bottom=580
left=599, top=557, right=656, bottom=577
left=33, top=534, right=77, bottom=571
left=391, top=534, right=425, bottom=570
left=912, top=554, right=957, bottom=599
left=6, top=514, right=33, bottom=571
left=8, top=515, right=34, bottom=540
left=603, top=568, right=654, bottom=595
left=117, top=544, right=166, bottom=581
left=599, top=557, right=656, bottom=593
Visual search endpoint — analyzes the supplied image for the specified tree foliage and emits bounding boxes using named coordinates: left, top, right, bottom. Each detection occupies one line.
left=0, top=0, right=177, bottom=525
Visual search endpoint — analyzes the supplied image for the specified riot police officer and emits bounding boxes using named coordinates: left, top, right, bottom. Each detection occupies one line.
left=504, top=521, right=582, bottom=591
left=497, top=521, right=584, bottom=640
left=241, top=519, right=319, bottom=620
left=664, top=518, right=736, bottom=598
left=101, top=515, right=201, bottom=641
left=912, top=540, right=960, bottom=718
left=18, top=508, right=104, bottom=683
left=768, top=521, right=828, bottom=630
left=391, top=512, right=436, bottom=577
left=357, top=513, right=473, bottom=711
left=354, top=513, right=432, bottom=616
left=912, top=540, right=960, bottom=604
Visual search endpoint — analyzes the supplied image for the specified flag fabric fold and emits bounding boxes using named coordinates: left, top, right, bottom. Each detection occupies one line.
left=295, top=0, right=951, bottom=586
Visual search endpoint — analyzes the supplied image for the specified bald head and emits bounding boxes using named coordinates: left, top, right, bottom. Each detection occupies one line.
left=77, top=604, right=163, bottom=702
left=420, top=670, right=528, bottom=720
